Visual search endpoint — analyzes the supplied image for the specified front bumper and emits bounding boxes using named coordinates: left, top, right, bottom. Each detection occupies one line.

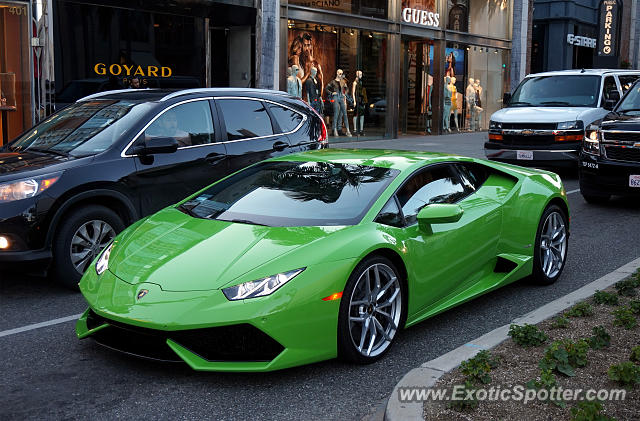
left=579, top=152, right=640, bottom=197
left=77, top=259, right=357, bottom=372
left=0, top=196, right=51, bottom=266
left=485, top=141, right=580, bottom=166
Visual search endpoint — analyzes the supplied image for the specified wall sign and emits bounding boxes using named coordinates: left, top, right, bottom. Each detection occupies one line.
left=567, top=34, right=596, bottom=48
left=94, top=63, right=173, bottom=78
left=401, top=0, right=439, bottom=28
left=598, top=0, right=620, bottom=56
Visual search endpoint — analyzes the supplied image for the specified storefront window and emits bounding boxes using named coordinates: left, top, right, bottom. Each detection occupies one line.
left=288, top=0, right=388, bottom=19
left=53, top=1, right=205, bottom=110
left=448, top=0, right=511, bottom=39
left=466, top=45, right=510, bottom=130
left=287, top=21, right=387, bottom=139
left=0, top=1, right=33, bottom=145
left=400, top=38, right=435, bottom=134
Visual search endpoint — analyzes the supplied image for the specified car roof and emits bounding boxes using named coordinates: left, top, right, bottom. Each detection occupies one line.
left=77, top=88, right=294, bottom=103
left=526, top=69, right=640, bottom=78
left=268, top=148, right=466, bottom=171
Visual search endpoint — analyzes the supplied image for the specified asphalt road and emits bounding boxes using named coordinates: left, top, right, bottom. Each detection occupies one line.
left=2, top=132, right=639, bottom=421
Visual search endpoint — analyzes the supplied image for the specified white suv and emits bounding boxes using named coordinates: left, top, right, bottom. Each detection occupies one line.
left=485, top=69, right=640, bottom=166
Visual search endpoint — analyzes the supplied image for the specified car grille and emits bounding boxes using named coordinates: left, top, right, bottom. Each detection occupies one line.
left=500, top=135, right=557, bottom=146
left=602, top=131, right=640, bottom=142
left=86, top=309, right=285, bottom=363
left=604, top=145, right=640, bottom=163
left=500, top=122, right=557, bottom=130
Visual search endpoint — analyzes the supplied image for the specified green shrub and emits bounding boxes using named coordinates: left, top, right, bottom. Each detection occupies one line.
left=570, top=401, right=615, bottom=421
left=551, top=315, right=570, bottom=329
left=607, top=361, right=640, bottom=389
left=630, top=346, right=640, bottom=363
left=539, top=339, right=589, bottom=377
left=612, top=306, right=637, bottom=330
left=593, top=291, right=619, bottom=306
left=629, top=300, right=640, bottom=314
left=566, top=302, right=594, bottom=317
left=588, top=326, right=611, bottom=350
left=614, top=278, right=639, bottom=297
left=526, top=368, right=565, bottom=408
left=460, top=350, right=499, bottom=384
left=448, top=380, right=479, bottom=411
left=508, top=324, right=548, bottom=347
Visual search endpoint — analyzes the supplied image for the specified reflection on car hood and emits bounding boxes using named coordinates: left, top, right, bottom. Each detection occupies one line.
left=108, top=207, right=347, bottom=291
left=491, top=107, right=592, bottom=123
left=601, top=113, right=640, bottom=131
left=0, top=151, right=77, bottom=181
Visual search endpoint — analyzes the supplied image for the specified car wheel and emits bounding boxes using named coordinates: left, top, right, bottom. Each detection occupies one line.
left=51, top=205, right=124, bottom=290
left=338, top=256, right=405, bottom=364
left=532, top=204, right=568, bottom=285
left=581, top=192, right=610, bottom=204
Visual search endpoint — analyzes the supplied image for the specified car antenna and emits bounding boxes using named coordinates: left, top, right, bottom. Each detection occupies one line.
left=580, top=68, right=585, bottom=73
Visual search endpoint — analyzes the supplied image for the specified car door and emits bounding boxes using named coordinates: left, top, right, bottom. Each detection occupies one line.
left=264, top=101, right=311, bottom=152
left=375, top=163, right=502, bottom=317
left=215, top=97, right=293, bottom=171
left=126, top=98, right=228, bottom=216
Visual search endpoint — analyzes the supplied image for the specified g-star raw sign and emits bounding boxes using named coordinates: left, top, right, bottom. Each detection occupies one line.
left=598, top=0, right=619, bottom=56
left=402, top=8, right=440, bottom=28
left=567, top=34, right=596, bottom=48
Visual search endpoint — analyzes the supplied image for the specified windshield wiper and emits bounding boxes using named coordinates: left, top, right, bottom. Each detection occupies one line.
left=508, top=101, right=532, bottom=106
left=177, top=203, right=200, bottom=218
left=539, top=101, right=571, bottom=106
left=27, top=148, right=68, bottom=157
left=228, top=218, right=269, bottom=227
left=618, top=108, right=640, bottom=114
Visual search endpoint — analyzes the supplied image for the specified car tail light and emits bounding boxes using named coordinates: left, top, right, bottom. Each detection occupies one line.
left=309, top=106, right=328, bottom=146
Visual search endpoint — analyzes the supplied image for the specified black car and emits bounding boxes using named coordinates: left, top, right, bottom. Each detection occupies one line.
left=0, top=88, right=327, bottom=288
left=580, top=80, right=640, bottom=203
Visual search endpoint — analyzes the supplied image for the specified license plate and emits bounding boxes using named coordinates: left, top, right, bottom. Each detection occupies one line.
left=517, top=150, right=533, bottom=160
left=630, top=175, right=640, bottom=188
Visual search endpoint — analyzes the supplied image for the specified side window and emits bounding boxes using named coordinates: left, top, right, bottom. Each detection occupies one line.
left=268, top=103, right=303, bottom=133
left=144, top=100, right=214, bottom=147
left=455, top=163, right=489, bottom=192
left=218, top=99, right=274, bottom=140
left=375, top=198, right=404, bottom=227
left=601, top=76, right=620, bottom=106
left=619, top=76, right=640, bottom=94
left=396, top=166, right=466, bottom=225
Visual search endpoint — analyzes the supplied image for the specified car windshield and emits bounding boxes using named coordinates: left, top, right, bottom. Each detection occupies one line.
left=7, top=100, right=154, bottom=157
left=616, top=82, right=640, bottom=115
left=509, top=75, right=601, bottom=107
left=179, top=161, right=400, bottom=227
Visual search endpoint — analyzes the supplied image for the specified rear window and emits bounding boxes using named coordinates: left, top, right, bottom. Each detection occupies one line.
left=268, top=103, right=303, bottom=133
left=217, top=99, right=274, bottom=140
left=179, top=161, right=399, bottom=227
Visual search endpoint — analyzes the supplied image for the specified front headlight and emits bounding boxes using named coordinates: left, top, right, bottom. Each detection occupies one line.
left=95, top=242, right=114, bottom=276
left=489, top=120, right=502, bottom=130
left=222, top=268, right=305, bottom=300
left=0, top=173, right=61, bottom=203
left=583, top=129, right=600, bottom=155
left=557, top=121, right=580, bottom=130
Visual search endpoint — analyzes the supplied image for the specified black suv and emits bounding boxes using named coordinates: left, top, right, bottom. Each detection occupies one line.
left=580, top=80, right=640, bottom=203
left=0, top=88, right=327, bottom=287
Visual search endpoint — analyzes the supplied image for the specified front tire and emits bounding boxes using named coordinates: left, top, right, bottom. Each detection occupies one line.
left=338, top=256, right=405, bottom=364
left=51, top=205, right=124, bottom=290
left=532, top=204, right=568, bottom=285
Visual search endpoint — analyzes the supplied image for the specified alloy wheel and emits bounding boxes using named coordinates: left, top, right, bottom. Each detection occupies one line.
left=70, top=220, right=116, bottom=274
left=348, top=263, right=402, bottom=357
left=540, top=211, right=567, bottom=279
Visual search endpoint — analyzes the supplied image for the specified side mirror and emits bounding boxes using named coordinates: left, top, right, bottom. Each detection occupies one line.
left=133, top=137, right=179, bottom=155
left=502, top=92, right=512, bottom=107
left=417, top=204, right=464, bottom=230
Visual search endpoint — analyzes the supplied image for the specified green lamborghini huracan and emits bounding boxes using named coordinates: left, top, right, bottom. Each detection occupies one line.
left=76, top=149, right=569, bottom=371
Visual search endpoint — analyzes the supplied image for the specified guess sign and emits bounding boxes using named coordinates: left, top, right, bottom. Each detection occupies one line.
left=402, top=8, right=440, bottom=28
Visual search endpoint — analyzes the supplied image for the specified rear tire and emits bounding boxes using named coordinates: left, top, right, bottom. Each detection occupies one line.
left=51, top=205, right=124, bottom=290
left=532, top=204, right=568, bottom=285
left=338, top=256, right=405, bottom=364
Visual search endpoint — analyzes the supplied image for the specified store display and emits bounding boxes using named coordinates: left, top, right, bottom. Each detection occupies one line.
left=326, top=69, right=351, bottom=137
left=443, top=76, right=453, bottom=132
left=352, top=70, right=367, bottom=136
left=304, top=67, right=323, bottom=114
left=287, top=65, right=302, bottom=97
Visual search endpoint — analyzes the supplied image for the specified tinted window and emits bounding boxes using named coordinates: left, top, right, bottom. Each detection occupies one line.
left=600, top=76, right=619, bottom=106
left=510, top=75, right=600, bottom=107
left=455, top=163, right=488, bottom=192
left=269, top=103, right=303, bottom=133
left=397, top=166, right=466, bottom=225
left=616, top=83, right=640, bottom=115
left=218, top=99, right=274, bottom=140
left=375, top=198, right=404, bottom=227
left=8, top=100, right=153, bottom=157
left=619, top=76, right=640, bottom=94
left=179, top=161, right=399, bottom=227
left=144, top=100, right=214, bottom=147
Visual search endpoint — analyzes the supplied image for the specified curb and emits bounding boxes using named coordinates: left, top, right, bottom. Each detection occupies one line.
left=384, top=256, right=640, bottom=421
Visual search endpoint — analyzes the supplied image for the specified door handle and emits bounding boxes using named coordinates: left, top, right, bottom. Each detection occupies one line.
left=272, top=141, right=289, bottom=152
left=205, top=154, right=225, bottom=165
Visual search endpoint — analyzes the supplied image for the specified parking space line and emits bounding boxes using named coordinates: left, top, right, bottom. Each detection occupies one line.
left=0, top=314, right=82, bottom=338
left=566, top=189, right=580, bottom=195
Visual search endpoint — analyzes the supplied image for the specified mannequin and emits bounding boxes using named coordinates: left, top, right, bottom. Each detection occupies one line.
left=287, top=65, right=302, bottom=98
left=304, top=67, right=323, bottom=115
left=466, top=78, right=476, bottom=131
left=425, top=73, right=433, bottom=134
left=443, top=76, right=453, bottom=132
left=450, top=76, right=459, bottom=131
left=325, top=69, right=351, bottom=137
left=352, top=70, right=367, bottom=136
left=473, top=80, right=483, bottom=131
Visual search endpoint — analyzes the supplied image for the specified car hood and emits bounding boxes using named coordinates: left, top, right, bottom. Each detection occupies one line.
left=0, top=150, right=80, bottom=181
left=601, top=113, right=640, bottom=131
left=108, top=207, right=350, bottom=292
left=491, top=106, right=593, bottom=123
